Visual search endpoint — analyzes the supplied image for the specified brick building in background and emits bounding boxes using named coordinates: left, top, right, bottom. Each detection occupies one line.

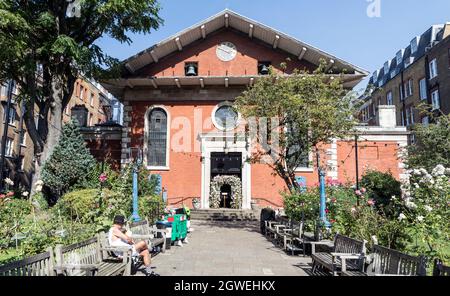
left=0, top=76, right=122, bottom=191
left=101, top=10, right=409, bottom=209
left=360, top=23, right=450, bottom=140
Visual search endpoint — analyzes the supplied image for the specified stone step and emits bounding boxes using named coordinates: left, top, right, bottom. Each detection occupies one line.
left=190, top=209, right=260, bottom=221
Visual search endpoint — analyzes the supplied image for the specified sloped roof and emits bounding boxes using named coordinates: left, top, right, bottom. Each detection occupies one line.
left=369, top=24, right=447, bottom=87
left=122, top=9, right=368, bottom=76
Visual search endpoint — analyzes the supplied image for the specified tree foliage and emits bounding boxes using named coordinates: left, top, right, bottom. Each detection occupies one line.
left=407, top=113, right=450, bottom=171
left=41, top=120, right=95, bottom=201
left=235, top=62, right=359, bottom=191
left=0, top=0, right=163, bottom=187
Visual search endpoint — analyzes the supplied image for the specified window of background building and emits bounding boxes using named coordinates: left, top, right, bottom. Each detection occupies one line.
left=431, top=89, right=440, bottom=110
left=88, top=113, right=93, bottom=126
left=386, top=91, right=393, bottom=105
left=3, top=107, right=15, bottom=125
left=399, top=84, right=404, bottom=100
left=5, top=138, right=13, bottom=157
left=407, top=79, right=413, bottom=97
left=429, top=59, right=438, bottom=79
left=405, top=108, right=411, bottom=126
left=20, top=132, right=26, bottom=146
left=80, top=87, right=85, bottom=101
left=89, top=92, right=94, bottom=106
left=422, top=116, right=429, bottom=126
left=419, top=78, right=427, bottom=100
left=409, top=106, right=415, bottom=125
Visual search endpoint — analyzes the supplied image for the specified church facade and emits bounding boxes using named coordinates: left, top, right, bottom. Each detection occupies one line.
left=103, top=10, right=408, bottom=210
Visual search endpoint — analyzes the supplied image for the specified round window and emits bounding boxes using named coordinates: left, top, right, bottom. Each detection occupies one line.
left=214, top=105, right=239, bottom=130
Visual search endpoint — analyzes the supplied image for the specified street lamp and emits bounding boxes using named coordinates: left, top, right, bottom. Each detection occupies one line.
left=316, top=150, right=331, bottom=239
left=130, top=147, right=143, bottom=222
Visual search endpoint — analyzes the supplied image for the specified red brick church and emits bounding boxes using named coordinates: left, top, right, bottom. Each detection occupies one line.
left=102, top=10, right=409, bottom=209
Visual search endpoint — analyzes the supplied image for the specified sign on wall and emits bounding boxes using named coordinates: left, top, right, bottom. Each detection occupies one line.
left=295, top=176, right=307, bottom=193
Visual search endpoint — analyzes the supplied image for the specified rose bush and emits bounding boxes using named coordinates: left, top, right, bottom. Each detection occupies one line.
left=396, top=165, right=450, bottom=262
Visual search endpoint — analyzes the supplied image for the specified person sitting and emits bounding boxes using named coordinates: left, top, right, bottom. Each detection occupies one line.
left=108, top=215, right=159, bottom=276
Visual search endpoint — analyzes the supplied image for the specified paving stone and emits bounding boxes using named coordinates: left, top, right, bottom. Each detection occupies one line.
left=140, top=220, right=311, bottom=276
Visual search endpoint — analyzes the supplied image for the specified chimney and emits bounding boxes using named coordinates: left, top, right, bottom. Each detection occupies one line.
left=378, top=105, right=396, bottom=128
left=444, top=22, right=450, bottom=39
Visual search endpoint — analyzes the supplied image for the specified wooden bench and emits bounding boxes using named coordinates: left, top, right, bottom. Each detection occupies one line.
left=265, top=217, right=289, bottom=241
left=0, top=247, right=56, bottom=276
left=281, top=220, right=306, bottom=256
left=433, top=259, right=450, bottom=276
left=54, top=235, right=132, bottom=276
left=128, top=220, right=166, bottom=252
left=311, top=234, right=366, bottom=276
left=342, top=244, right=427, bottom=276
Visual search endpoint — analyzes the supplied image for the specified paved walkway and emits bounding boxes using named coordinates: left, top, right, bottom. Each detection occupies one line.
left=142, top=220, right=313, bottom=276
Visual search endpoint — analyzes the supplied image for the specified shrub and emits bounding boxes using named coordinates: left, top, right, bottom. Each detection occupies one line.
left=0, top=198, right=32, bottom=249
left=360, top=170, right=401, bottom=216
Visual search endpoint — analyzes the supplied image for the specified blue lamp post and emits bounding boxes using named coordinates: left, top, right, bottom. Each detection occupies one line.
left=316, top=151, right=331, bottom=232
left=131, top=148, right=143, bottom=222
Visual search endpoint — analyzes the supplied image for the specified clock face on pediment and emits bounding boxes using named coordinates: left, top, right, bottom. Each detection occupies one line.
left=216, top=41, right=237, bottom=62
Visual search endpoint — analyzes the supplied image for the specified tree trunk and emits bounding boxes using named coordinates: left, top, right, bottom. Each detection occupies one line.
left=31, top=75, right=64, bottom=194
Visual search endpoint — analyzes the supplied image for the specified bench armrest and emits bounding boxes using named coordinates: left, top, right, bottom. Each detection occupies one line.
left=308, top=241, right=334, bottom=255
left=331, top=252, right=364, bottom=259
left=332, top=253, right=365, bottom=273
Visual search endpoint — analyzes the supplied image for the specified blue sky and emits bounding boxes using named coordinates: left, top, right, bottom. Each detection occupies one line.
left=96, top=0, right=450, bottom=91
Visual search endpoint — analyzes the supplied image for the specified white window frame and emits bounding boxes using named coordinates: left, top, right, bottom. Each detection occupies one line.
left=5, top=138, right=14, bottom=157
left=431, top=90, right=440, bottom=110
left=386, top=91, right=393, bottom=105
left=422, top=116, right=429, bottom=126
left=405, top=108, right=411, bottom=126
left=419, top=78, right=427, bottom=100
left=409, top=106, right=415, bottom=125
left=407, top=79, right=413, bottom=97
left=89, top=92, right=94, bottom=107
left=20, top=132, right=26, bottom=146
left=3, top=107, right=15, bottom=125
left=429, top=59, right=438, bottom=79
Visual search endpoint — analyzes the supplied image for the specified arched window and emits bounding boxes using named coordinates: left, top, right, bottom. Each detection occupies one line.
left=148, top=108, right=168, bottom=167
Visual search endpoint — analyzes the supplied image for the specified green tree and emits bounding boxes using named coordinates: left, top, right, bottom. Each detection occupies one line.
left=41, top=120, right=95, bottom=202
left=235, top=62, right=359, bottom=192
left=407, top=113, right=450, bottom=170
left=0, top=0, right=163, bottom=191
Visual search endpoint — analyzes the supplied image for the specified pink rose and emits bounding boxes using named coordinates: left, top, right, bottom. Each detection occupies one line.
left=99, top=173, right=107, bottom=183
left=6, top=192, right=14, bottom=197
left=361, top=187, right=367, bottom=193
left=367, top=199, right=375, bottom=206
left=355, top=190, right=362, bottom=196
left=0, top=194, right=5, bottom=199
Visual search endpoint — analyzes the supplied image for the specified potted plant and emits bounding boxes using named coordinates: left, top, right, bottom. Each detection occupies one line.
left=192, top=198, right=200, bottom=209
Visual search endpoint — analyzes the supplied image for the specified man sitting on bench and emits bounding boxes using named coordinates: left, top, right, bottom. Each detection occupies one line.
left=108, top=215, right=159, bottom=276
